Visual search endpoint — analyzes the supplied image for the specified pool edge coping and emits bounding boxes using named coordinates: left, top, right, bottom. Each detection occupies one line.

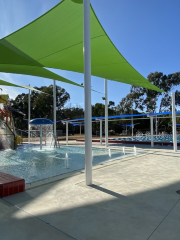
left=25, top=151, right=151, bottom=191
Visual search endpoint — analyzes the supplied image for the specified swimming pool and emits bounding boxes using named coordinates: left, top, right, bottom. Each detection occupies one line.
left=110, top=134, right=179, bottom=145
left=0, top=145, right=140, bottom=183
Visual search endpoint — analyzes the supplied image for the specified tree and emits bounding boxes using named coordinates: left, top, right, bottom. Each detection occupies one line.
left=128, top=72, right=180, bottom=113
left=92, top=103, right=117, bottom=134
left=108, top=101, right=115, bottom=108
left=11, top=85, right=70, bottom=130
left=117, top=71, right=180, bottom=133
left=58, top=106, right=84, bottom=134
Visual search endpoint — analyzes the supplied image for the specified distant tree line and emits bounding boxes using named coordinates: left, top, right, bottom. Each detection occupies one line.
left=10, top=71, right=180, bottom=135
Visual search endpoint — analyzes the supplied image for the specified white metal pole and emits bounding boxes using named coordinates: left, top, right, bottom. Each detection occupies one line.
left=53, top=80, right=57, bottom=145
left=28, top=85, right=31, bottom=144
left=84, top=0, right=92, bottom=186
left=172, top=92, right=177, bottom=152
left=150, top=117, right=154, bottom=147
left=66, top=121, right=68, bottom=145
left=100, top=119, right=102, bottom=145
left=156, top=115, right=158, bottom=135
left=40, top=125, right=42, bottom=150
left=131, top=109, right=133, bottom=137
left=105, top=79, right=108, bottom=147
left=132, top=121, right=133, bottom=137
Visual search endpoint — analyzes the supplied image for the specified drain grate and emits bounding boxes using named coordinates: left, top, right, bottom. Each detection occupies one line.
left=176, top=190, right=180, bottom=194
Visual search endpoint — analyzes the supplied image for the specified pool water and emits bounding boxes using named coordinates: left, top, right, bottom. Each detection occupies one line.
left=111, top=134, right=180, bottom=143
left=0, top=145, right=140, bottom=183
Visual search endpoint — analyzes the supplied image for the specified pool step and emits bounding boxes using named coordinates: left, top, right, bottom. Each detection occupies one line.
left=0, top=172, right=25, bottom=198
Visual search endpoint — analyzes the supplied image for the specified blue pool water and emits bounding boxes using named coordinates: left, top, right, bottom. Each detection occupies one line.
left=0, top=145, right=140, bottom=183
left=111, top=134, right=179, bottom=143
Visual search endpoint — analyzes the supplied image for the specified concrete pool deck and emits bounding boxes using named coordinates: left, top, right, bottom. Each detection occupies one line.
left=0, top=143, right=180, bottom=240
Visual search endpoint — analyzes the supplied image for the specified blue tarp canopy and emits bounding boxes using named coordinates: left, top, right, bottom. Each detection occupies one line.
left=120, top=124, right=133, bottom=127
left=30, top=118, right=53, bottom=125
left=119, top=123, right=139, bottom=127
left=65, top=114, right=147, bottom=122
left=71, top=123, right=84, bottom=126
left=169, top=124, right=180, bottom=128
left=58, top=111, right=180, bottom=123
left=148, top=111, right=180, bottom=116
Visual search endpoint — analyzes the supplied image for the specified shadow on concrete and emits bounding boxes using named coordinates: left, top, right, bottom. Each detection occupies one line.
left=90, top=184, right=126, bottom=199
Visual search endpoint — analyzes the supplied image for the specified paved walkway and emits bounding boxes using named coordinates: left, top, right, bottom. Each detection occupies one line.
left=1, top=143, right=180, bottom=240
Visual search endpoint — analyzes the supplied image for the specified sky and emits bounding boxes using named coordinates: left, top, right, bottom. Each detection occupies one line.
left=0, top=0, right=180, bottom=109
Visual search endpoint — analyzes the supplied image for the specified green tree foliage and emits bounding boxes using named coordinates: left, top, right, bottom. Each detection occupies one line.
left=11, top=85, right=70, bottom=130
left=58, top=105, right=84, bottom=134
left=117, top=71, right=180, bottom=133
left=91, top=103, right=122, bottom=134
left=131, top=72, right=180, bottom=113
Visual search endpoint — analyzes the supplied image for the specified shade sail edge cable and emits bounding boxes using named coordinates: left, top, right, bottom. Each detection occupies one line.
left=0, top=79, right=47, bottom=94
left=0, top=64, right=84, bottom=88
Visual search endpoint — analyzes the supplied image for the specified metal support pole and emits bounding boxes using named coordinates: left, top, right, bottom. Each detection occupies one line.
left=150, top=117, right=154, bottom=147
left=53, top=80, right=57, bottom=145
left=131, top=117, right=134, bottom=137
left=172, top=92, right=177, bottom=152
left=105, top=79, right=108, bottom=147
left=131, top=109, right=133, bottom=137
left=40, top=125, right=42, bottom=150
left=66, top=121, right=68, bottom=145
left=84, top=0, right=92, bottom=186
left=80, top=124, right=81, bottom=135
left=28, top=85, right=31, bottom=144
left=156, top=115, right=158, bottom=135
left=100, top=119, right=102, bottom=145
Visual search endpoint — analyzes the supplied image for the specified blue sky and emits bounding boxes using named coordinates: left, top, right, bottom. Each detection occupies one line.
left=0, top=0, right=180, bottom=109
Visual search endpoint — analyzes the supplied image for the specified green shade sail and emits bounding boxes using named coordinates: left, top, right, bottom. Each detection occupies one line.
left=0, top=64, right=82, bottom=88
left=0, top=79, right=47, bottom=94
left=0, top=0, right=162, bottom=92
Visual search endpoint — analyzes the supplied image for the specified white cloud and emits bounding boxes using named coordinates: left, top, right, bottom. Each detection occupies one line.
left=1, top=86, right=21, bottom=100
left=0, top=72, right=27, bottom=99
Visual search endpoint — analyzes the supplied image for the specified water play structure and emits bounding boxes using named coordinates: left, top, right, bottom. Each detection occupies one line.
left=29, top=118, right=57, bottom=150
left=0, top=84, right=46, bottom=150
left=0, top=91, right=19, bottom=150
left=0, top=145, right=141, bottom=184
